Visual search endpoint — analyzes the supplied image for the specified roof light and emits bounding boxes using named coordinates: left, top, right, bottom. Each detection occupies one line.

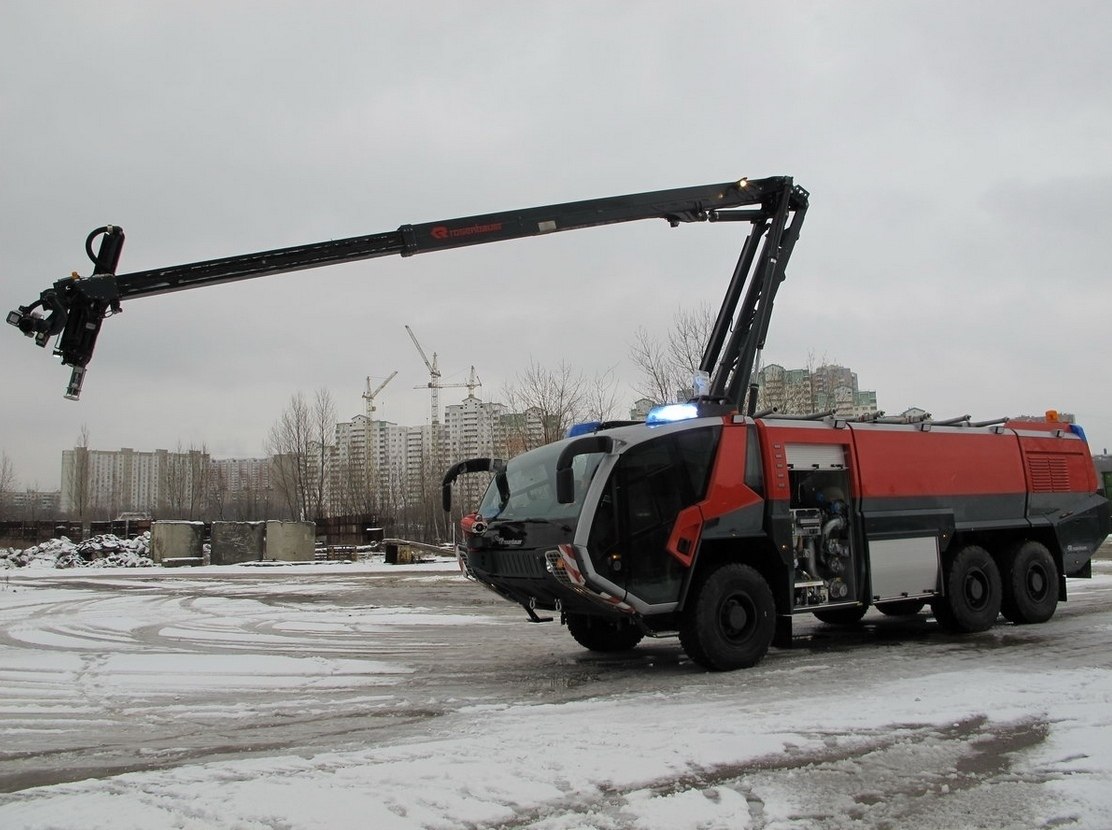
left=1070, top=423, right=1089, bottom=442
left=646, top=403, right=699, bottom=425
left=567, top=421, right=601, bottom=437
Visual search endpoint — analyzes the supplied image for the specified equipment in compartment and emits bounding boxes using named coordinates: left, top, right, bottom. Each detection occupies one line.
left=789, top=462, right=854, bottom=608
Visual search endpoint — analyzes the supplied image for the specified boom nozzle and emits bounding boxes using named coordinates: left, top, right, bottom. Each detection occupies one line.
left=8, top=225, right=126, bottom=399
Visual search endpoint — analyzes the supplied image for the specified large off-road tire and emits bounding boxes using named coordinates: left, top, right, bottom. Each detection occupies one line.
left=931, top=544, right=1001, bottom=633
left=813, top=605, right=868, bottom=625
left=875, top=599, right=927, bottom=617
left=679, top=562, right=775, bottom=671
left=565, top=613, right=644, bottom=652
left=999, top=541, right=1059, bottom=625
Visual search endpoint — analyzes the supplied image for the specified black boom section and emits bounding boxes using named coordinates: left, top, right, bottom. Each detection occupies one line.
left=9, top=175, right=807, bottom=400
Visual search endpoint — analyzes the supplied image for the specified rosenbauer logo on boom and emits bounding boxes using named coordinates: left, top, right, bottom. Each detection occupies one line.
left=430, top=221, right=504, bottom=241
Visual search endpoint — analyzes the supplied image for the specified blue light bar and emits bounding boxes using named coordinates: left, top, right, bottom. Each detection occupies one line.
left=646, top=403, right=699, bottom=425
left=567, top=421, right=601, bottom=437
left=1070, top=423, right=1089, bottom=442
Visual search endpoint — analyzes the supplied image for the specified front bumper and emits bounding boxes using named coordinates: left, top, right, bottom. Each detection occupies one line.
left=458, top=543, right=633, bottom=617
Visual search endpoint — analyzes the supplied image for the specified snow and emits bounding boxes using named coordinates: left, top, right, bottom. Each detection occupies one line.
left=4, top=667, right=1111, bottom=828
left=1, top=533, right=154, bottom=569
left=1, top=562, right=1110, bottom=828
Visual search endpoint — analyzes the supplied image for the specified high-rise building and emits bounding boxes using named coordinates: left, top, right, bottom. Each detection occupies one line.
left=60, top=446, right=211, bottom=519
left=757, top=363, right=878, bottom=418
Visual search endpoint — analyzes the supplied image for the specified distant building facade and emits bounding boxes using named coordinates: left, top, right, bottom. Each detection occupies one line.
left=58, top=446, right=272, bottom=521
left=756, top=363, right=878, bottom=418
left=1, top=489, right=61, bottom=520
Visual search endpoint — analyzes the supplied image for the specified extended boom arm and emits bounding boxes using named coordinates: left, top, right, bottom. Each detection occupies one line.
left=8, top=175, right=807, bottom=403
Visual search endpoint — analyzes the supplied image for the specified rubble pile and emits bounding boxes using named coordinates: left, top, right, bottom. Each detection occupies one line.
left=1, top=533, right=154, bottom=569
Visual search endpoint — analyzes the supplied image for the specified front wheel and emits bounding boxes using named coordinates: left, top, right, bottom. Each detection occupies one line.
left=680, top=563, right=775, bottom=671
left=565, top=613, right=644, bottom=652
left=931, top=544, right=1001, bottom=633
left=1000, top=541, right=1058, bottom=624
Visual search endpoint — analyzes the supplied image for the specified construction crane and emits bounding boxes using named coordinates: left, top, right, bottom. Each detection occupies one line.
left=405, top=325, right=441, bottom=425
left=458, top=365, right=482, bottom=398
left=405, top=325, right=481, bottom=425
left=363, top=370, right=397, bottom=420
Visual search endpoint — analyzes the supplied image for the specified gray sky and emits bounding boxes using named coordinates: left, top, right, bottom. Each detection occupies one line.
left=3, top=1, right=1111, bottom=489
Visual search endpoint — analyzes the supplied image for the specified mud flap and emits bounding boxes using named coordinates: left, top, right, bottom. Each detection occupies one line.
left=773, top=613, right=793, bottom=648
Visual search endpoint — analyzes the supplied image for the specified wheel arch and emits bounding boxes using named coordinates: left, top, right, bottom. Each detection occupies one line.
left=678, top=536, right=789, bottom=614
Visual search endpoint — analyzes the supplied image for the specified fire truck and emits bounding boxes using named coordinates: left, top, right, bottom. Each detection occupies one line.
left=10, top=176, right=1109, bottom=670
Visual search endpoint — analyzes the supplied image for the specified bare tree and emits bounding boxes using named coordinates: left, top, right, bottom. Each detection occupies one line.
left=630, top=303, right=716, bottom=404
left=668, top=303, right=715, bottom=393
left=208, top=464, right=229, bottom=520
left=67, top=425, right=93, bottom=522
left=629, top=326, right=673, bottom=404
left=502, top=359, right=590, bottom=452
left=157, top=443, right=209, bottom=520
left=311, top=388, right=336, bottom=521
left=582, top=365, right=622, bottom=423
left=267, top=393, right=311, bottom=521
left=266, top=389, right=335, bottom=522
left=0, top=451, right=16, bottom=520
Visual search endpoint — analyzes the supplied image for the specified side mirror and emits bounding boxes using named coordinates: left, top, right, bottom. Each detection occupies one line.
left=554, top=436, right=612, bottom=504
left=441, top=458, right=505, bottom=512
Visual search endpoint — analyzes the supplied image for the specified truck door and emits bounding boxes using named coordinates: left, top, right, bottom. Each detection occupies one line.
left=586, top=426, right=719, bottom=606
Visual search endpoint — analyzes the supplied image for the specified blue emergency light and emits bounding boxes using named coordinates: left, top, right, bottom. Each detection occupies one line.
left=645, top=403, right=699, bottom=425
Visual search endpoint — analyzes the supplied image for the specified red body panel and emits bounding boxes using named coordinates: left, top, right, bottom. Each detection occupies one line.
left=666, top=421, right=762, bottom=566
left=702, top=423, right=763, bottom=515
left=849, top=426, right=1027, bottom=499
left=749, top=420, right=1096, bottom=502
left=1012, top=430, right=1098, bottom=494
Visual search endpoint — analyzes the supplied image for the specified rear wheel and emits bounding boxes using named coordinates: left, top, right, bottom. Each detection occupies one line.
left=680, top=563, right=775, bottom=671
left=565, top=613, right=644, bottom=652
left=931, top=544, right=1001, bottom=632
left=875, top=599, right=927, bottom=617
left=1000, top=541, right=1058, bottom=624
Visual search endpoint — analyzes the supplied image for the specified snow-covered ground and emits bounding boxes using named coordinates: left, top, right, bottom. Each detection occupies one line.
left=1, top=556, right=1110, bottom=829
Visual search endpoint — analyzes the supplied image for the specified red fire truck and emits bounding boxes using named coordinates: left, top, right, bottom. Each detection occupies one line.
left=445, top=404, right=1107, bottom=670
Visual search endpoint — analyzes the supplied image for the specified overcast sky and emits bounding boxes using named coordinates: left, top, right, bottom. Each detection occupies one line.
left=3, top=1, right=1111, bottom=489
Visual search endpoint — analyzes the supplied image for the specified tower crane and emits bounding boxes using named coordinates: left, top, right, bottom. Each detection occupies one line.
left=405, top=325, right=481, bottom=425
left=363, top=370, right=397, bottom=420
left=405, top=325, right=441, bottom=425
left=459, top=365, right=482, bottom=398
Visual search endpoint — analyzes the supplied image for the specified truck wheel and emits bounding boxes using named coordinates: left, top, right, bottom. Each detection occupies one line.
left=680, top=563, right=775, bottom=671
left=931, top=544, right=1001, bottom=633
left=813, top=605, right=868, bottom=625
left=1000, top=541, right=1058, bottom=624
left=875, top=599, right=927, bottom=617
left=565, top=613, right=644, bottom=652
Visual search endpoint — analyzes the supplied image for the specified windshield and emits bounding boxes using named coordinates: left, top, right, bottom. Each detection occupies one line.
left=477, top=439, right=605, bottom=523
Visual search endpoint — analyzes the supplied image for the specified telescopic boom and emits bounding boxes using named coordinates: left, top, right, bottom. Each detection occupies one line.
left=8, top=176, right=807, bottom=403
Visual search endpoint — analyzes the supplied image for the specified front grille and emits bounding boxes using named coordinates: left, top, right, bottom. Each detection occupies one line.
left=470, top=549, right=547, bottom=578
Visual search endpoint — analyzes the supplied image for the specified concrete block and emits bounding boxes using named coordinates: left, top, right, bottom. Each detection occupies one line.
left=266, top=521, right=315, bottom=562
left=150, top=521, right=204, bottom=564
left=210, top=522, right=265, bottom=565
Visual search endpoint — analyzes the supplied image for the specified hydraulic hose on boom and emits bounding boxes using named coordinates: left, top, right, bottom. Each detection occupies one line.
left=8, top=175, right=807, bottom=404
